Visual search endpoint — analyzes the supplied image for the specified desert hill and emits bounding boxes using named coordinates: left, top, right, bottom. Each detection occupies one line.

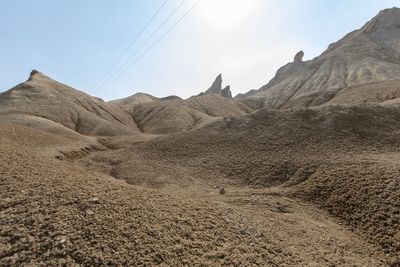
left=0, top=71, right=251, bottom=136
left=109, top=92, right=182, bottom=112
left=239, top=7, right=400, bottom=109
left=125, top=95, right=252, bottom=134
left=0, top=70, right=140, bottom=136
left=110, top=74, right=252, bottom=134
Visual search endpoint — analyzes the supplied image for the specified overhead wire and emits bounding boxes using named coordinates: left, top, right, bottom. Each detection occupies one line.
left=101, top=0, right=200, bottom=91
left=94, top=0, right=169, bottom=89
left=98, top=0, right=188, bottom=91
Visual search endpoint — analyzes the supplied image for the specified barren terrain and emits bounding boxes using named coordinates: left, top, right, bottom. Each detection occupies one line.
left=0, top=123, right=394, bottom=266
left=2, top=7, right=400, bottom=266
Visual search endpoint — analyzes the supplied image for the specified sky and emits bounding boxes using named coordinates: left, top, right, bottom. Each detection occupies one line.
left=0, top=0, right=399, bottom=100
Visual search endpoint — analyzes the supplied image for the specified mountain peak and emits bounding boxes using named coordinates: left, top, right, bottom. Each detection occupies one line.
left=205, top=74, right=223, bottom=94
left=375, top=7, right=400, bottom=19
left=197, top=74, right=232, bottom=98
left=293, top=51, right=304, bottom=63
left=363, top=7, right=400, bottom=30
left=28, top=70, right=50, bottom=81
left=359, top=7, right=400, bottom=47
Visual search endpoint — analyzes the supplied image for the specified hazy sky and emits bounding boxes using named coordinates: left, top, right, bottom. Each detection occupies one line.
left=0, top=0, right=398, bottom=100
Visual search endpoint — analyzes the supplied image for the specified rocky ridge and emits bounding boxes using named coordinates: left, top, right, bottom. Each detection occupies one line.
left=239, top=7, right=400, bottom=110
left=198, top=74, right=233, bottom=98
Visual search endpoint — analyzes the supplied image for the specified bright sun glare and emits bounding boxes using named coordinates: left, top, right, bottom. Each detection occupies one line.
left=199, top=0, right=258, bottom=29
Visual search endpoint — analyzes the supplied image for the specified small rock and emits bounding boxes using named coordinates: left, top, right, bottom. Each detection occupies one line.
left=219, top=187, right=225, bottom=195
left=85, top=209, right=94, bottom=215
left=88, top=197, right=99, bottom=203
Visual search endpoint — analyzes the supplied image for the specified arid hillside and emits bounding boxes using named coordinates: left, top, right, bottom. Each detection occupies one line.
left=0, top=71, right=140, bottom=136
left=239, top=8, right=400, bottom=110
left=0, top=71, right=252, bottom=136
left=88, top=104, right=400, bottom=264
left=110, top=74, right=252, bottom=134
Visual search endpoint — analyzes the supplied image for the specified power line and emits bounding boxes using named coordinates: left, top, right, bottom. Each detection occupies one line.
left=94, top=0, right=169, bottom=89
left=97, top=0, right=187, bottom=91
left=98, top=0, right=187, bottom=91
left=102, top=0, right=200, bottom=91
